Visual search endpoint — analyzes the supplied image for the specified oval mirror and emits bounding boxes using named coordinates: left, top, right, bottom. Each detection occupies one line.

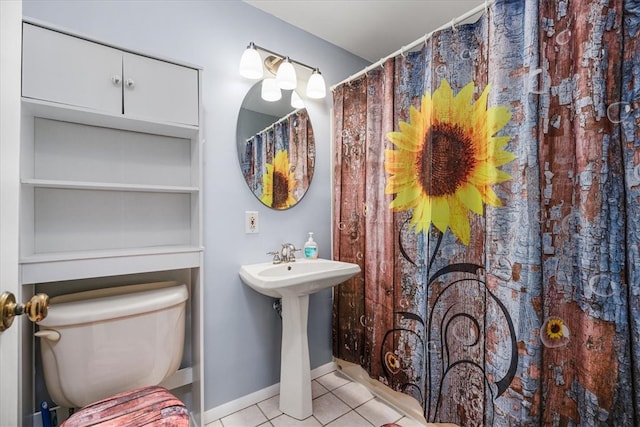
left=237, top=81, right=315, bottom=210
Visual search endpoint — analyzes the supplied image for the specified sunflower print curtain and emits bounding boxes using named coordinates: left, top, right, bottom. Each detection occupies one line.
left=332, top=0, right=640, bottom=425
left=242, top=109, right=314, bottom=209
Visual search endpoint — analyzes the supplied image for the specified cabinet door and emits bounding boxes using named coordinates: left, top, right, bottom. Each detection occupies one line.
left=123, top=53, right=199, bottom=126
left=22, top=23, right=122, bottom=114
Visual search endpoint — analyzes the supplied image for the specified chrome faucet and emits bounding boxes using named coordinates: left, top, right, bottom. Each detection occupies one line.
left=281, top=243, right=300, bottom=263
left=266, top=243, right=299, bottom=264
left=267, top=243, right=300, bottom=264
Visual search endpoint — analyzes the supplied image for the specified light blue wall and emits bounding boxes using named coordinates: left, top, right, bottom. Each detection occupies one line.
left=22, top=0, right=369, bottom=412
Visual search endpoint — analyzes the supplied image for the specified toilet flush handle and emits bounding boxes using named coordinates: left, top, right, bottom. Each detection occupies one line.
left=35, top=329, right=61, bottom=342
left=0, top=292, right=49, bottom=331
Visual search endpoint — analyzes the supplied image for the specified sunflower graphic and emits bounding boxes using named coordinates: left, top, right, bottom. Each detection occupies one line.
left=546, top=318, right=565, bottom=340
left=384, top=79, right=515, bottom=245
left=261, top=150, right=297, bottom=209
left=384, top=351, right=401, bottom=374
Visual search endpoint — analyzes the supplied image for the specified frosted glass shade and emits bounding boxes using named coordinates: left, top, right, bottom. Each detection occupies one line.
left=306, top=69, right=326, bottom=99
left=291, top=91, right=305, bottom=109
left=261, top=78, right=282, bottom=102
left=277, top=58, right=297, bottom=90
left=239, top=45, right=263, bottom=79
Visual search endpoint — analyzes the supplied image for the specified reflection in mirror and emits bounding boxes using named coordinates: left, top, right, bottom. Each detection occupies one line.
left=237, top=81, right=315, bottom=210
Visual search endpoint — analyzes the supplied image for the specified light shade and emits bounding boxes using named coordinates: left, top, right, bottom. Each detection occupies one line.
left=291, top=91, right=305, bottom=109
left=276, top=57, right=297, bottom=90
left=306, top=69, right=326, bottom=99
left=261, top=78, right=282, bottom=102
left=239, top=43, right=263, bottom=79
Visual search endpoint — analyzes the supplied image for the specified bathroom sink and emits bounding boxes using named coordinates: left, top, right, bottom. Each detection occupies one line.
left=239, top=258, right=360, bottom=419
left=239, top=258, right=360, bottom=298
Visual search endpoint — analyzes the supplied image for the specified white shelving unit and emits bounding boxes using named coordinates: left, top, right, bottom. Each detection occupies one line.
left=20, top=19, right=204, bottom=425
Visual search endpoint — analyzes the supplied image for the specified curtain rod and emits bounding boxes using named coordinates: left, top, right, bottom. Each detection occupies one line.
left=247, top=108, right=304, bottom=142
left=330, top=0, right=494, bottom=90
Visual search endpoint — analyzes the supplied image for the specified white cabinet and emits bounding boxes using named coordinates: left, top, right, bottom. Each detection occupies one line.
left=20, top=20, right=203, bottom=424
left=122, top=52, right=199, bottom=125
left=20, top=21, right=203, bottom=278
left=22, top=23, right=199, bottom=126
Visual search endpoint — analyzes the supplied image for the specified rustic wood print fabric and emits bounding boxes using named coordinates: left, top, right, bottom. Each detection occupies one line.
left=61, top=386, right=189, bottom=426
left=332, top=0, right=640, bottom=425
left=241, top=109, right=314, bottom=209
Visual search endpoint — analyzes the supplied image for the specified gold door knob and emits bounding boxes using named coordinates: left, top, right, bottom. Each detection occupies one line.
left=0, top=292, right=49, bottom=331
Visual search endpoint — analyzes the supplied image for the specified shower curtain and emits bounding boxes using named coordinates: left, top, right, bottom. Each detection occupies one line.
left=332, top=0, right=639, bottom=425
left=241, top=109, right=313, bottom=208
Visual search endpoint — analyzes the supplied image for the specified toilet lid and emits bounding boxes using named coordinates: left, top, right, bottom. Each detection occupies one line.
left=38, top=282, right=188, bottom=327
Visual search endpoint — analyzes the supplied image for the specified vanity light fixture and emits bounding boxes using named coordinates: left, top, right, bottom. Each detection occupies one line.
left=276, top=57, right=297, bottom=90
left=239, top=42, right=263, bottom=80
left=261, top=78, right=282, bottom=102
left=291, top=91, right=305, bottom=109
left=306, top=68, right=326, bottom=99
left=239, top=42, right=327, bottom=100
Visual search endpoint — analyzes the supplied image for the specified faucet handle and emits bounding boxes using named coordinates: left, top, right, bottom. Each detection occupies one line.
left=289, top=246, right=301, bottom=262
left=267, top=251, right=282, bottom=264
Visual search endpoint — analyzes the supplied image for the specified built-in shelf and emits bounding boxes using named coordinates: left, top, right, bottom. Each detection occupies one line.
left=20, top=106, right=201, bottom=262
left=20, top=244, right=204, bottom=264
left=22, top=178, right=199, bottom=193
left=21, top=246, right=204, bottom=284
left=159, top=367, right=194, bottom=391
left=22, top=97, right=199, bottom=139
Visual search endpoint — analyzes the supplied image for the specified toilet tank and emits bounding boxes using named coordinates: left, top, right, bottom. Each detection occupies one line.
left=36, top=281, right=188, bottom=409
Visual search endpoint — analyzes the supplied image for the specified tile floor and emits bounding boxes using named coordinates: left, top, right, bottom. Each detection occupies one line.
left=206, top=370, right=424, bottom=427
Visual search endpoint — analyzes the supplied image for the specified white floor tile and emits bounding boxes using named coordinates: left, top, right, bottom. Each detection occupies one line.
left=270, top=414, right=322, bottom=427
left=356, top=398, right=403, bottom=426
left=332, top=381, right=374, bottom=408
left=311, top=379, right=330, bottom=398
left=220, top=405, right=268, bottom=427
left=395, top=416, right=427, bottom=426
left=315, top=371, right=351, bottom=391
left=210, top=369, right=422, bottom=427
left=258, top=395, right=283, bottom=419
left=312, top=392, right=351, bottom=425
left=324, top=410, right=374, bottom=427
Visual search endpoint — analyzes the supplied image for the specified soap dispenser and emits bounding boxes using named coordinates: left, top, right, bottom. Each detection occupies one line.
left=304, top=232, right=318, bottom=259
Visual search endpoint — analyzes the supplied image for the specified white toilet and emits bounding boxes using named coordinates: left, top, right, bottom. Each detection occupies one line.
left=35, top=281, right=188, bottom=409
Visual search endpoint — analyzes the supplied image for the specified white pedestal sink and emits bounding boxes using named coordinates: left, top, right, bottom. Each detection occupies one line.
left=239, top=258, right=360, bottom=420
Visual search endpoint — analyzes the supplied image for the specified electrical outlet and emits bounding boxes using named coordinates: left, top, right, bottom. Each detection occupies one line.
left=245, top=211, right=259, bottom=233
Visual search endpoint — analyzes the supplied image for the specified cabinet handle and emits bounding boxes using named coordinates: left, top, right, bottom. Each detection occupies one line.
left=111, top=75, right=122, bottom=86
left=125, top=78, right=135, bottom=88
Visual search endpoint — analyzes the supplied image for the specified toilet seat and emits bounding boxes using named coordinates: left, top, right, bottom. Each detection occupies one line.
left=61, top=385, right=188, bottom=426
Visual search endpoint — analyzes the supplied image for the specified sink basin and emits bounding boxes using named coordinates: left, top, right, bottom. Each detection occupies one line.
left=239, top=258, right=361, bottom=298
left=239, top=258, right=360, bottom=419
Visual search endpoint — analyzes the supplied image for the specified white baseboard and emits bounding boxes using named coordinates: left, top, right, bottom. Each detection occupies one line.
left=203, top=361, right=337, bottom=424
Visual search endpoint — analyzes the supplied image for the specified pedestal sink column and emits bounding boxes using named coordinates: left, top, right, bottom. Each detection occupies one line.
left=239, top=259, right=361, bottom=419
left=279, top=294, right=312, bottom=419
